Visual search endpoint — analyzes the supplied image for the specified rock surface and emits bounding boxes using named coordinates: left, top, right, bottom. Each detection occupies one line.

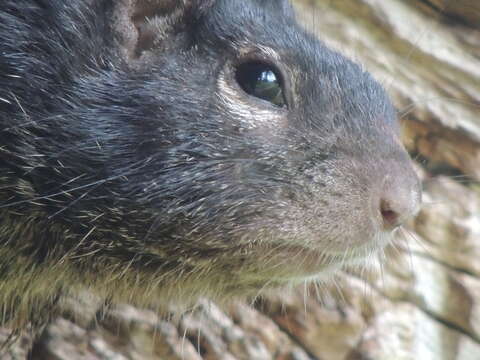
left=4, top=0, right=480, bottom=359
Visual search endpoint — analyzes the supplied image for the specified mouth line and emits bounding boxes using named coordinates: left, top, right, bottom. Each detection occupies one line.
left=250, top=231, right=394, bottom=281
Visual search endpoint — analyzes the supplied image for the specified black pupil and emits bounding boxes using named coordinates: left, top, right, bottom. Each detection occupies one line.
left=235, top=62, right=285, bottom=107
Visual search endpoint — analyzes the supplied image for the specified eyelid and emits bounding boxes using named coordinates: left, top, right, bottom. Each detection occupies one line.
left=234, top=50, right=283, bottom=77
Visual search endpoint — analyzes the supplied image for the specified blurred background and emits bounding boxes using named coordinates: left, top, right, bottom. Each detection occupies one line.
left=5, top=0, right=480, bottom=359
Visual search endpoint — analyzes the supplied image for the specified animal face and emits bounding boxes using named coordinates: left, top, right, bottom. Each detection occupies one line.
left=0, top=0, right=421, bottom=306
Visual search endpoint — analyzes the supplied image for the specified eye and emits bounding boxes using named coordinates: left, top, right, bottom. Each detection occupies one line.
left=235, top=61, right=286, bottom=108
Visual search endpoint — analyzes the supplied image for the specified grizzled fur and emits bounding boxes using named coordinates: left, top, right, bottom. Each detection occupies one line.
left=0, top=0, right=420, bottom=331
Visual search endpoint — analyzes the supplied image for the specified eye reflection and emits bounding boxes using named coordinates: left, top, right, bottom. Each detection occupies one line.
left=235, top=62, right=286, bottom=108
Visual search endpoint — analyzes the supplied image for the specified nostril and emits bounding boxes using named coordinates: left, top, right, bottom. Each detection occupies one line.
left=380, top=199, right=401, bottom=229
left=373, top=164, right=422, bottom=232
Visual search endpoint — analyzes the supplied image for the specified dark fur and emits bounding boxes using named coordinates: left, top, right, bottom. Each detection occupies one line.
left=0, top=0, right=420, bottom=332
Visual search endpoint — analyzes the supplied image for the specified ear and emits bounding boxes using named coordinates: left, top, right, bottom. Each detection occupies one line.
left=112, top=0, right=214, bottom=61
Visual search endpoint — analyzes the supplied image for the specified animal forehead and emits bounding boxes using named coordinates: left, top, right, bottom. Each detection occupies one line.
left=209, top=0, right=293, bottom=15
left=202, top=0, right=348, bottom=70
left=201, top=0, right=296, bottom=42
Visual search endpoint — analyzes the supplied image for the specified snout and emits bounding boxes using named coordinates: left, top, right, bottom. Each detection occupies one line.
left=375, top=166, right=422, bottom=232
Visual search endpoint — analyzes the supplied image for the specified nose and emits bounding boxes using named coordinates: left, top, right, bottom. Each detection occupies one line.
left=378, top=174, right=422, bottom=231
